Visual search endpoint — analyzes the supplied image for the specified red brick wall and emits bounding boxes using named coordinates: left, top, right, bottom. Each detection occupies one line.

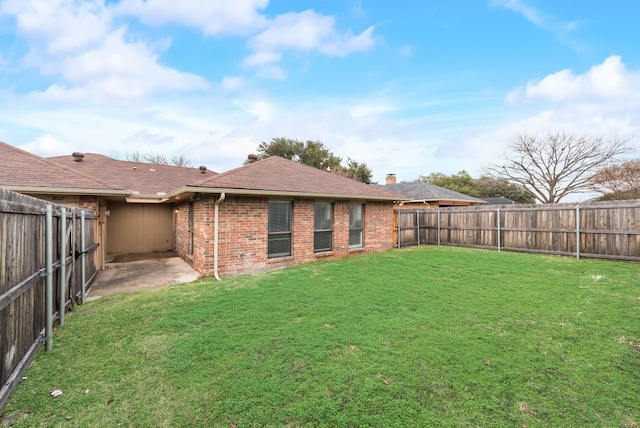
left=176, top=195, right=395, bottom=278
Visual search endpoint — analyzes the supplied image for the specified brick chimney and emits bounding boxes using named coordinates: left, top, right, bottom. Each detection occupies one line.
left=385, top=174, right=396, bottom=185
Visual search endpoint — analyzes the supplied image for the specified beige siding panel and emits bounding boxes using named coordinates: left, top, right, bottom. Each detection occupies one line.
left=107, top=203, right=173, bottom=254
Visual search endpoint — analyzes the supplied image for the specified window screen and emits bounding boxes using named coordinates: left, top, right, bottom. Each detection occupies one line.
left=349, top=203, right=364, bottom=248
left=314, top=202, right=333, bottom=252
left=268, top=201, right=292, bottom=257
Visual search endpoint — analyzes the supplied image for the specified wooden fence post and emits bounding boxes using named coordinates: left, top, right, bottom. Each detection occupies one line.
left=437, top=210, right=441, bottom=246
left=497, top=207, right=501, bottom=252
left=576, top=205, right=581, bottom=260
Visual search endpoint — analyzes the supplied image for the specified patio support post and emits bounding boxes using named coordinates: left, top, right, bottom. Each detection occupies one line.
left=45, top=204, right=53, bottom=351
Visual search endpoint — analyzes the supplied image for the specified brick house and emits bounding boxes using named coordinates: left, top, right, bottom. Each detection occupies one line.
left=170, top=156, right=403, bottom=278
left=0, top=141, right=216, bottom=269
left=1, top=142, right=404, bottom=278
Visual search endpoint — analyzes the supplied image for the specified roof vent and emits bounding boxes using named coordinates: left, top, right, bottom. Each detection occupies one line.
left=72, top=152, right=84, bottom=162
left=199, top=165, right=207, bottom=173
left=247, top=154, right=258, bottom=163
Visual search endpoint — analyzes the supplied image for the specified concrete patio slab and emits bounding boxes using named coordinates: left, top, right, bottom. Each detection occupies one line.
left=89, top=251, right=200, bottom=297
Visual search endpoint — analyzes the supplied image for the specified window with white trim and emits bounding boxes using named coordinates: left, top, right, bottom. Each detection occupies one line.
left=314, top=202, right=333, bottom=252
left=268, top=201, right=292, bottom=258
left=349, top=203, right=364, bottom=248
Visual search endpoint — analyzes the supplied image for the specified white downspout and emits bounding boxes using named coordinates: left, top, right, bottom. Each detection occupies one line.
left=214, top=192, right=226, bottom=281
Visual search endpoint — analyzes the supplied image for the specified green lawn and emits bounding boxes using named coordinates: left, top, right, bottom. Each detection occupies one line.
left=2, top=246, right=639, bottom=427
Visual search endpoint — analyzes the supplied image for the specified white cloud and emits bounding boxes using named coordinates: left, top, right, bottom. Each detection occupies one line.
left=243, top=51, right=282, bottom=67
left=0, top=0, right=112, bottom=55
left=506, top=56, right=640, bottom=105
left=489, top=0, right=584, bottom=51
left=20, top=133, right=73, bottom=157
left=115, top=0, right=268, bottom=36
left=1, top=1, right=210, bottom=103
left=399, top=45, right=413, bottom=57
left=245, top=10, right=375, bottom=70
left=221, top=76, right=244, bottom=91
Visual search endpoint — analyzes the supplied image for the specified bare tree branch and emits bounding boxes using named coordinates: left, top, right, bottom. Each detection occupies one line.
left=590, top=159, right=640, bottom=200
left=123, top=151, right=193, bottom=167
left=486, top=132, right=633, bottom=203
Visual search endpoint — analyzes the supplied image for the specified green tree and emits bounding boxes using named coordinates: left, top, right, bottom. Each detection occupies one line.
left=256, top=138, right=373, bottom=183
left=420, top=170, right=476, bottom=196
left=474, top=176, right=536, bottom=204
left=342, top=158, right=374, bottom=184
left=256, top=138, right=302, bottom=161
left=420, top=171, right=535, bottom=204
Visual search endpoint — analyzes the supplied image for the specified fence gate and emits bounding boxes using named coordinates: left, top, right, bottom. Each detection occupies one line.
left=0, top=189, right=98, bottom=409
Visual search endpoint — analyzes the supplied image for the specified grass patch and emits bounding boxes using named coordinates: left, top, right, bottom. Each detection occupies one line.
left=2, top=246, right=639, bottom=427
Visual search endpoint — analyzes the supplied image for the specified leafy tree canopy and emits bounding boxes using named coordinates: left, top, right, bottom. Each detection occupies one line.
left=420, top=170, right=535, bottom=204
left=256, top=138, right=374, bottom=184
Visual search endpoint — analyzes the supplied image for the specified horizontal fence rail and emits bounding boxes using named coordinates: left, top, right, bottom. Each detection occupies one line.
left=0, top=189, right=98, bottom=409
left=396, top=199, right=640, bottom=262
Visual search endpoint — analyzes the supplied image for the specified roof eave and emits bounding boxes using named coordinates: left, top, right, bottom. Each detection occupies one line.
left=169, top=186, right=400, bottom=202
left=2, top=185, right=130, bottom=197
left=401, top=198, right=486, bottom=204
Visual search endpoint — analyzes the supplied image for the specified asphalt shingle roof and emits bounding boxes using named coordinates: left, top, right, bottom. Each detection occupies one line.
left=483, top=197, right=517, bottom=205
left=48, top=153, right=218, bottom=196
left=0, top=141, right=124, bottom=192
left=1, top=142, right=404, bottom=201
left=190, top=156, right=405, bottom=201
left=381, top=181, right=485, bottom=203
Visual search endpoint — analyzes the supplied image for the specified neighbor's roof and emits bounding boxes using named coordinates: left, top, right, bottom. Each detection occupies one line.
left=483, top=197, right=517, bottom=205
left=48, top=153, right=218, bottom=197
left=179, top=156, right=406, bottom=201
left=0, top=141, right=126, bottom=195
left=381, top=181, right=485, bottom=204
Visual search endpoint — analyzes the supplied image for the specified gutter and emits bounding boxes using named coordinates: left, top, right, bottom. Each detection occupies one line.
left=399, top=198, right=486, bottom=205
left=2, top=185, right=129, bottom=197
left=213, top=192, right=226, bottom=281
left=168, top=186, right=401, bottom=202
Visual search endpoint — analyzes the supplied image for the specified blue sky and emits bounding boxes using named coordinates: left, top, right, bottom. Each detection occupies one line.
left=1, top=0, right=639, bottom=188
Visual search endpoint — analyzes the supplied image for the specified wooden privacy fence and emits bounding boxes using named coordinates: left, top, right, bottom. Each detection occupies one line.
left=396, top=199, right=640, bottom=261
left=0, top=189, right=98, bottom=409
